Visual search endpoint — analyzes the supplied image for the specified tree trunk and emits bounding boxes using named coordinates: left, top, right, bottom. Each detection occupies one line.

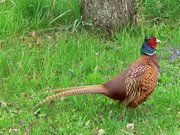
left=80, top=0, right=135, bottom=34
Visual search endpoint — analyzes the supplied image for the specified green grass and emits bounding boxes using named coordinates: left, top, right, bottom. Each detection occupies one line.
left=0, top=0, right=180, bottom=134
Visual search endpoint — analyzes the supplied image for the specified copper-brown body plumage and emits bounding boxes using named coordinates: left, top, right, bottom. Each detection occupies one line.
left=36, top=37, right=160, bottom=108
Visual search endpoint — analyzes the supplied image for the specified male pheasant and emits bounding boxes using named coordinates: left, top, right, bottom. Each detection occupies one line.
left=36, top=36, right=161, bottom=108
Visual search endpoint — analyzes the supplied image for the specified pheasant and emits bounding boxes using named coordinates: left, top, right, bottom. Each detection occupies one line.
left=36, top=36, right=161, bottom=108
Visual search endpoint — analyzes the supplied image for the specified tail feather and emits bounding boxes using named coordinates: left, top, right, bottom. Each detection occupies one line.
left=49, top=85, right=100, bottom=93
left=36, top=85, right=106, bottom=107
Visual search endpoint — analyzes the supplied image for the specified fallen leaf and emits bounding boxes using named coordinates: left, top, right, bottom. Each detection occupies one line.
left=93, top=128, right=105, bottom=135
left=0, top=100, right=7, bottom=107
left=45, top=34, right=53, bottom=41
left=29, top=31, right=38, bottom=38
left=0, top=0, right=5, bottom=4
left=167, top=108, right=172, bottom=111
left=28, top=43, right=33, bottom=48
left=96, top=52, right=100, bottom=56
left=36, top=37, right=41, bottom=45
left=24, top=125, right=32, bottom=135
left=98, top=129, right=105, bottom=135
left=9, top=128, right=19, bottom=134
left=126, top=123, right=134, bottom=130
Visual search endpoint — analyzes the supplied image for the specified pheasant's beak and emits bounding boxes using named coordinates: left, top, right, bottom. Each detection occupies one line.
left=156, top=39, right=161, bottom=43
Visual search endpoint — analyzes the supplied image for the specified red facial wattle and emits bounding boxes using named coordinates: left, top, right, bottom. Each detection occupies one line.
left=148, top=36, right=157, bottom=48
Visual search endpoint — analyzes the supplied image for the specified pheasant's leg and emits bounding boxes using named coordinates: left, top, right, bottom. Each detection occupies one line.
left=119, top=105, right=127, bottom=120
left=118, top=101, right=136, bottom=122
left=126, top=108, right=136, bottom=122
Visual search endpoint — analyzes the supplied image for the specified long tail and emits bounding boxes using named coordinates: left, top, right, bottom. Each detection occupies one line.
left=36, top=85, right=106, bottom=107
left=48, top=85, right=100, bottom=93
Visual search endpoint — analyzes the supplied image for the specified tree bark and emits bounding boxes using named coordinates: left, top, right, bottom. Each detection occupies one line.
left=80, top=0, right=135, bottom=34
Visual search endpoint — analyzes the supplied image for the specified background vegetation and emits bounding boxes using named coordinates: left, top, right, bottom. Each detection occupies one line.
left=0, top=0, right=179, bottom=134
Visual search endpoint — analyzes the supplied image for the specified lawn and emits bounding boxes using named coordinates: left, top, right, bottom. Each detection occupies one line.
left=0, top=0, right=179, bottom=134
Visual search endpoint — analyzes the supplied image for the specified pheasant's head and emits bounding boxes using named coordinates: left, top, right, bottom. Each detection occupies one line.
left=141, top=36, right=161, bottom=55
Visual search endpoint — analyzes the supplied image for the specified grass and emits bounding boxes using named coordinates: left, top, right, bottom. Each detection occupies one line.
left=0, top=0, right=180, bottom=134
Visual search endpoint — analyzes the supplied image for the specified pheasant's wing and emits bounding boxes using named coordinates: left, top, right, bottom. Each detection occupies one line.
left=124, top=62, right=158, bottom=107
left=123, top=62, right=149, bottom=105
left=133, top=64, right=158, bottom=106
